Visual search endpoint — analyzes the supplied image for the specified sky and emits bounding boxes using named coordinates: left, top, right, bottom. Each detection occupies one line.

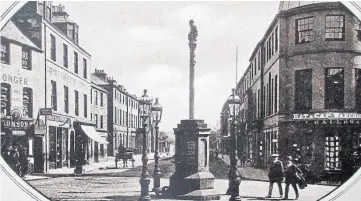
left=1, top=1, right=280, bottom=133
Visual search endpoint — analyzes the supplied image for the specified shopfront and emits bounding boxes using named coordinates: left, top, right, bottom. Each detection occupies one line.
left=1, top=110, right=45, bottom=173
left=283, top=112, right=361, bottom=175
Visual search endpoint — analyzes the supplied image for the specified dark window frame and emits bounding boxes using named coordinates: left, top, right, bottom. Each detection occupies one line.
left=295, top=69, right=313, bottom=112
left=1, top=83, right=11, bottom=116
left=100, top=92, right=104, bottom=107
left=23, top=87, right=33, bottom=118
left=296, top=16, right=314, bottom=44
left=83, top=58, right=87, bottom=79
left=355, top=69, right=361, bottom=111
left=325, top=68, right=344, bottom=109
left=325, top=15, right=345, bottom=41
left=1, top=39, right=10, bottom=64
left=74, top=52, right=78, bottom=74
left=84, top=94, right=87, bottom=118
left=50, top=34, right=56, bottom=61
left=64, top=85, right=69, bottom=113
left=74, top=90, right=79, bottom=116
left=63, top=43, right=68, bottom=68
left=51, top=80, right=57, bottom=111
left=22, top=46, right=32, bottom=70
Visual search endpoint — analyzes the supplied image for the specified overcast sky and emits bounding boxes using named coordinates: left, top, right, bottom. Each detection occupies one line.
left=1, top=1, right=280, bottom=132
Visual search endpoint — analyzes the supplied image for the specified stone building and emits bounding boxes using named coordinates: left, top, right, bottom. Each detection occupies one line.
left=0, top=1, right=45, bottom=173
left=92, top=69, right=141, bottom=156
left=221, top=1, right=361, bottom=176
left=90, top=81, right=109, bottom=162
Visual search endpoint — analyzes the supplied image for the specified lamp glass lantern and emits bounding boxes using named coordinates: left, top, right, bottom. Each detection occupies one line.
left=151, top=98, right=162, bottom=124
left=227, top=88, right=241, bottom=119
left=139, top=89, right=152, bottom=123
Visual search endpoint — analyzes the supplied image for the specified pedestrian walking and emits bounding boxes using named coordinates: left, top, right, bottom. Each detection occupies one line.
left=215, top=148, right=219, bottom=158
left=118, top=144, right=127, bottom=168
left=11, top=146, right=21, bottom=175
left=266, top=154, right=284, bottom=198
left=19, top=146, right=29, bottom=177
left=284, top=156, right=303, bottom=200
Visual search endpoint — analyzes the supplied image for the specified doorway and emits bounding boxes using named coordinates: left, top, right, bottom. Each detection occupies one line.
left=33, top=136, right=43, bottom=173
left=70, top=131, right=75, bottom=167
left=94, top=142, right=99, bottom=162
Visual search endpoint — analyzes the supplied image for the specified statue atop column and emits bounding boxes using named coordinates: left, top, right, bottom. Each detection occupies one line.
left=188, top=19, right=198, bottom=43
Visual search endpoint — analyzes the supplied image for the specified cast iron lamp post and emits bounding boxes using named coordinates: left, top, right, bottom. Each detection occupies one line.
left=151, top=98, right=163, bottom=193
left=138, top=89, right=152, bottom=201
left=226, top=88, right=241, bottom=201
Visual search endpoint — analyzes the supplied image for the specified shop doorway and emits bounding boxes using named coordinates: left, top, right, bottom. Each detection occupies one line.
left=33, top=137, right=43, bottom=173
left=70, top=131, right=75, bottom=167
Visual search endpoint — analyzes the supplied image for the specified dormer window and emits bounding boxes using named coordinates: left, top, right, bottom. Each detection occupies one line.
left=67, top=24, right=79, bottom=44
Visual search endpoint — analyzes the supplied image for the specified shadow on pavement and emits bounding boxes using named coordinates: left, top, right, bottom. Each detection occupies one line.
left=104, top=194, right=157, bottom=201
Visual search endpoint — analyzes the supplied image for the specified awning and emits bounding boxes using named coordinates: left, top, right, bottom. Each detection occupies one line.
left=80, top=125, right=109, bottom=144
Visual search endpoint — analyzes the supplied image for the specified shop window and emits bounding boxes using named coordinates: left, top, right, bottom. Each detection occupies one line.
left=51, top=80, right=57, bottom=111
left=325, top=68, right=344, bottom=109
left=84, top=94, right=87, bottom=118
left=325, top=15, right=345, bottom=41
left=63, top=44, right=68, bottom=68
left=23, top=87, right=33, bottom=118
left=1, top=39, right=10, bottom=64
left=296, top=17, right=314, bottom=44
left=74, top=90, right=79, bottom=116
left=64, top=86, right=69, bottom=113
left=74, top=52, right=78, bottom=74
left=83, top=58, right=87, bottom=79
left=22, top=47, right=31, bottom=70
left=50, top=34, right=56, bottom=61
left=295, top=69, right=312, bottom=111
left=356, top=69, right=361, bottom=112
left=1, top=83, right=11, bottom=116
left=325, top=135, right=341, bottom=170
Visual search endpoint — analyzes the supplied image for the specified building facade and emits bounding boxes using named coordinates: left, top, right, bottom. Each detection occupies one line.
left=1, top=1, right=45, bottom=173
left=221, top=1, right=361, bottom=176
left=92, top=69, right=141, bottom=156
left=90, top=82, right=108, bottom=162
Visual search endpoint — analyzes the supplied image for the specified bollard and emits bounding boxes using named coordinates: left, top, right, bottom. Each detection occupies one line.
left=131, top=158, right=135, bottom=168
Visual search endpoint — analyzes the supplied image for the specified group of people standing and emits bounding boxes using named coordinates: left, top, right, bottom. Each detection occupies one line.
left=267, top=154, right=307, bottom=200
left=1, top=144, right=30, bottom=177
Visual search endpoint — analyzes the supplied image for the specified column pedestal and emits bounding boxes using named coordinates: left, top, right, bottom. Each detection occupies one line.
left=167, top=119, right=220, bottom=200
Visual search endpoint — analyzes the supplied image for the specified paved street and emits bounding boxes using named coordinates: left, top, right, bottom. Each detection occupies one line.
left=27, top=157, right=336, bottom=201
left=28, top=174, right=335, bottom=201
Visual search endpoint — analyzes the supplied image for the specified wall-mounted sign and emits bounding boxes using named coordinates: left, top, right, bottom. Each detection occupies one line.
left=1, top=119, right=33, bottom=130
left=305, top=120, right=361, bottom=125
left=293, top=112, right=361, bottom=120
left=46, top=115, right=69, bottom=123
left=39, top=108, right=52, bottom=116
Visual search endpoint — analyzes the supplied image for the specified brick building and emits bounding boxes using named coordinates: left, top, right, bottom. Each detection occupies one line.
left=221, top=1, right=361, bottom=176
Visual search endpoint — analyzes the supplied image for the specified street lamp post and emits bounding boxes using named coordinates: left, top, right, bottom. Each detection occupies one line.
left=138, top=89, right=152, bottom=201
left=151, top=98, right=163, bottom=194
left=226, top=88, right=241, bottom=201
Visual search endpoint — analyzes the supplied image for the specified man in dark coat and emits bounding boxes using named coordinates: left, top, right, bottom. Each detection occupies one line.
left=266, top=154, right=284, bottom=198
left=284, top=156, right=303, bottom=200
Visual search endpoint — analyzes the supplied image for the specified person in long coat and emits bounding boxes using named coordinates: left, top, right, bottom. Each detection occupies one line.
left=266, top=154, right=284, bottom=198
left=284, top=156, right=303, bottom=200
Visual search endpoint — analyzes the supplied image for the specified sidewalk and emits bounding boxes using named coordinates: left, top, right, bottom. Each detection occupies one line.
left=217, top=154, right=269, bottom=182
left=25, top=152, right=173, bottom=181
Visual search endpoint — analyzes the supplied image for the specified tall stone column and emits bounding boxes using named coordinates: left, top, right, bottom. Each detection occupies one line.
left=166, top=20, right=220, bottom=200
left=188, top=20, right=197, bottom=120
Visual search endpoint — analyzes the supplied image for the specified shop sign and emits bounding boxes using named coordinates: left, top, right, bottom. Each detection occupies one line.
left=1, top=119, right=33, bottom=130
left=46, top=115, right=70, bottom=123
left=39, top=108, right=53, bottom=116
left=293, top=112, right=361, bottom=120
left=305, top=120, right=361, bottom=125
